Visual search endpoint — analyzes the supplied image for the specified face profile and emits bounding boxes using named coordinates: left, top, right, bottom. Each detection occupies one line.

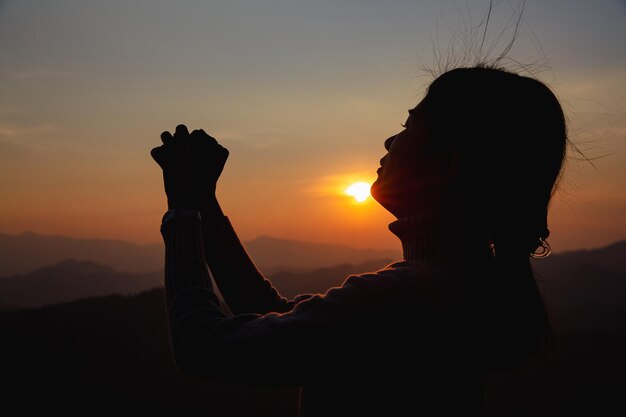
left=371, top=99, right=459, bottom=219
left=370, top=105, right=424, bottom=217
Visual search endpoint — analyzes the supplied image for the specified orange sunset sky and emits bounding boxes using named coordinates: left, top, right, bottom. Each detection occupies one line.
left=1, top=0, right=625, bottom=253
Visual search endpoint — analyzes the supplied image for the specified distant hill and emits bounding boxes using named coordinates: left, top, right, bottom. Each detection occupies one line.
left=0, top=258, right=394, bottom=311
left=2, top=237, right=626, bottom=322
left=0, top=259, right=162, bottom=310
left=532, top=240, right=626, bottom=337
left=243, top=235, right=399, bottom=274
left=0, top=231, right=401, bottom=276
left=0, top=231, right=163, bottom=276
left=269, top=258, right=394, bottom=298
left=534, top=240, right=626, bottom=275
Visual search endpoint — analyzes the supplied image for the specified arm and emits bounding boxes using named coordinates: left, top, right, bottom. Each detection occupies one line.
left=161, top=212, right=364, bottom=386
left=151, top=124, right=311, bottom=316
left=199, top=196, right=312, bottom=315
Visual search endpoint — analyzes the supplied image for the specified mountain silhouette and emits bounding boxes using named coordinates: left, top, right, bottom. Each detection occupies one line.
left=0, top=258, right=394, bottom=311
left=533, top=246, right=626, bottom=336
left=537, top=240, right=626, bottom=273
left=269, top=258, right=394, bottom=298
left=0, top=259, right=162, bottom=310
left=0, top=231, right=401, bottom=276
left=244, top=235, right=399, bottom=274
left=0, top=231, right=162, bottom=276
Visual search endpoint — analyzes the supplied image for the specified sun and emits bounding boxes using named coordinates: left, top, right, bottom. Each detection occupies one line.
left=345, top=181, right=371, bottom=203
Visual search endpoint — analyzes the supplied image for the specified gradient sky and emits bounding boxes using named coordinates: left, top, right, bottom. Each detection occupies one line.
left=1, top=0, right=625, bottom=253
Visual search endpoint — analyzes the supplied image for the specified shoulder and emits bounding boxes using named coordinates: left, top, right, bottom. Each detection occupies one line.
left=272, top=261, right=471, bottom=335
left=341, top=260, right=452, bottom=290
left=287, top=260, right=461, bottom=314
left=310, top=260, right=452, bottom=308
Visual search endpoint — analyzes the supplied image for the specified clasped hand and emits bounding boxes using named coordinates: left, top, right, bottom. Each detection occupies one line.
left=151, top=124, right=229, bottom=210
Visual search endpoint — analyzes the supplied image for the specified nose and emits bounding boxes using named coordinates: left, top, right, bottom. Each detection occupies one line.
left=384, top=135, right=396, bottom=151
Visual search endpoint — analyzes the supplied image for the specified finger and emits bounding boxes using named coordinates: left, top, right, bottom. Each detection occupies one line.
left=200, top=129, right=219, bottom=145
left=219, top=145, right=229, bottom=160
left=160, top=131, right=173, bottom=146
left=198, top=129, right=215, bottom=139
left=174, top=124, right=189, bottom=139
left=191, top=129, right=218, bottom=146
left=150, top=146, right=166, bottom=168
left=211, top=144, right=230, bottom=168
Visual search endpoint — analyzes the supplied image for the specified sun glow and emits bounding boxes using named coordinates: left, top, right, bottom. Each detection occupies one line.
left=345, top=182, right=371, bottom=203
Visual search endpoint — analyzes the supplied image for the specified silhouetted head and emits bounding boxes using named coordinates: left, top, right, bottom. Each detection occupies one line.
left=372, top=66, right=567, bottom=257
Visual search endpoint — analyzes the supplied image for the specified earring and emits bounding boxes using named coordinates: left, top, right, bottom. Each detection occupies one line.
left=530, top=238, right=551, bottom=259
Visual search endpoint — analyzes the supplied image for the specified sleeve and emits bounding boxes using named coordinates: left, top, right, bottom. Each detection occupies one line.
left=200, top=210, right=314, bottom=315
left=161, top=214, right=368, bottom=387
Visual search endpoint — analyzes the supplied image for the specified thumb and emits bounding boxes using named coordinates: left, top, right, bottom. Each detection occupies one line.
left=150, top=146, right=166, bottom=169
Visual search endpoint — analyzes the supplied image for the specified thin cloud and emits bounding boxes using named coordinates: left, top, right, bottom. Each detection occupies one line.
left=213, top=128, right=289, bottom=148
left=0, top=123, right=58, bottom=148
left=305, top=171, right=376, bottom=198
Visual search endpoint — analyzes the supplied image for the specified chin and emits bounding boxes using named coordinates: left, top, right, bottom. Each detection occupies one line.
left=370, top=179, right=383, bottom=205
left=370, top=179, right=403, bottom=217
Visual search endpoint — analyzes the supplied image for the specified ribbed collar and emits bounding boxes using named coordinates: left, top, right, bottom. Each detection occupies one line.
left=388, top=213, right=491, bottom=263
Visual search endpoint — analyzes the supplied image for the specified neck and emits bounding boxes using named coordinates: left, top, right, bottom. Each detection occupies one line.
left=388, top=213, right=491, bottom=263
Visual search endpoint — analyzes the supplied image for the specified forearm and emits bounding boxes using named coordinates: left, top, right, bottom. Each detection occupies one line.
left=160, top=211, right=369, bottom=386
left=160, top=211, right=229, bottom=375
left=200, top=196, right=293, bottom=314
left=161, top=211, right=213, bottom=307
left=160, top=211, right=322, bottom=386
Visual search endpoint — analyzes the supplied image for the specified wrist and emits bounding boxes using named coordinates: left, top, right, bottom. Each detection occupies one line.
left=199, top=194, right=224, bottom=218
left=167, top=194, right=212, bottom=211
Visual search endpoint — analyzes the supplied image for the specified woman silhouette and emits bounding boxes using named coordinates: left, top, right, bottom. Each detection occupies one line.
left=150, top=66, right=566, bottom=416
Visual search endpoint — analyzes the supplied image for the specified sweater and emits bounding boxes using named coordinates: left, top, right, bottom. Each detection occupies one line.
left=160, top=212, right=495, bottom=416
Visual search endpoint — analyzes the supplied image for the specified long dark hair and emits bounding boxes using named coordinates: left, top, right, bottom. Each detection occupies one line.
left=422, top=66, right=566, bottom=369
